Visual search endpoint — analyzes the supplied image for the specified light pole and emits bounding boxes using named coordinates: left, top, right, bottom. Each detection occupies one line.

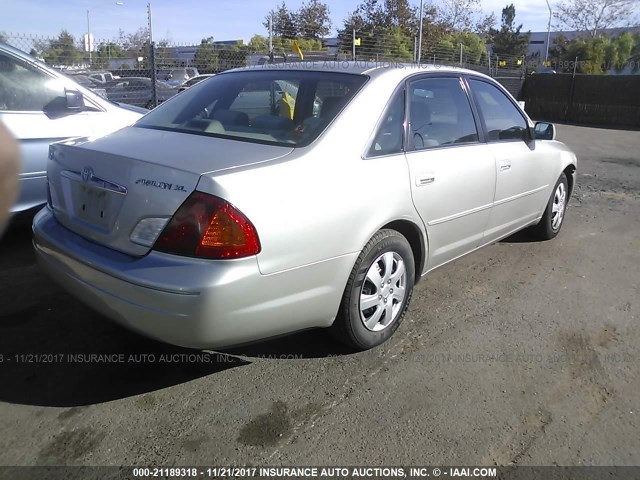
left=86, top=2, right=124, bottom=66
left=545, top=0, right=552, bottom=63
left=418, top=0, right=424, bottom=64
left=147, top=3, right=158, bottom=108
left=86, top=9, right=92, bottom=64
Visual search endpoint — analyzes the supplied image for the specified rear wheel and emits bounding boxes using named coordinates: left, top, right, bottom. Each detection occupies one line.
left=532, top=172, right=568, bottom=240
left=332, top=229, right=415, bottom=350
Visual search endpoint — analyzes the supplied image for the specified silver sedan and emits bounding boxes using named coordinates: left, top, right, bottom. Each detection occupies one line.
left=33, top=62, right=577, bottom=350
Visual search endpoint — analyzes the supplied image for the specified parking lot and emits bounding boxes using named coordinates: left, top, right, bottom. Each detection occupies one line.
left=0, top=123, right=638, bottom=466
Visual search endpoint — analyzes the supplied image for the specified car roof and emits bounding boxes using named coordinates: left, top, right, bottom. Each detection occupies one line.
left=229, top=61, right=493, bottom=82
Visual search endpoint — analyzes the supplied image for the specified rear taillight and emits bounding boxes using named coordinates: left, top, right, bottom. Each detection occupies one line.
left=153, top=192, right=261, bottom=259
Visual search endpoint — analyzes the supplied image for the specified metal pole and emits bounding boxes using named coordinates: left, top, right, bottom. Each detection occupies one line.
left=544, top=0, right=552, bottom=63
left=414, top=36, right=417, bottom=63
left=352, top=29, right=356, bottom=61
left=148, top=3, right=157, bottom=108
left=86, top=9, right=92, bottom=65
left=460, top=43, right=463, bottom=65
left=418, top=0, right=424, bottom=64
left=268, top=14, right=273, bottom=58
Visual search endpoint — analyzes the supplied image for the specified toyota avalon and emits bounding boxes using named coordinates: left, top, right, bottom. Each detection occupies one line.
left=33, top=62, right=577, bottom=350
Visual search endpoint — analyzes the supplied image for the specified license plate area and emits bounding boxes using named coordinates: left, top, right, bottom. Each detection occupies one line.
left=74, top=184, right=111, bottom=230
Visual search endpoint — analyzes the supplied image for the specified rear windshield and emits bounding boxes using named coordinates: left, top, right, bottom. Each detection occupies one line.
left=135, top=70, right=368, bottom=147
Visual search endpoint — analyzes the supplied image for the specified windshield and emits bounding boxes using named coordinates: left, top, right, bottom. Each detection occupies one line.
left=135, top=70, right=368, bottom=147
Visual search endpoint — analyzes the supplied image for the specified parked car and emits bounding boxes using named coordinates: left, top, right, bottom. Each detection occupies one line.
left=0, top=42, right=145, bottom=214
left=178, top=74, right=215, bottom=92
left=68, top=73, right=108, bottom=99
left=104, top=77, right=177, bottom=108
left=34, top=63, right=577, bottom=351
left=87, top=71, right=119, bottom=84
left=157, top=67, right=199, bottom=87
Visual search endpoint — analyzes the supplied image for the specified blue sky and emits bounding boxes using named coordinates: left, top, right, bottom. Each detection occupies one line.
left=2, top=0, right=555, bottom=44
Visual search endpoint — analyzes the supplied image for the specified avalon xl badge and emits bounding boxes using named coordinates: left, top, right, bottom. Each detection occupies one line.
left=135, top=178, right=187, bottom=192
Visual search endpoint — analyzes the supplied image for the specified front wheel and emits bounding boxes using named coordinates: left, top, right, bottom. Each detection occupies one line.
left=332, top=229, right=415, bottom=350
left=532, top=172, right=569, bottom=240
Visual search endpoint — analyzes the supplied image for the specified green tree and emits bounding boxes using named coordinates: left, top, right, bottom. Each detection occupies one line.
left=193, top=37, right=219, bottom=70
left=437, top=31, right=487, bottom=64
left=93, top=42, right=124, bottom=70
left=35, top=30, right=82, bottom=66
left=489, top=4, right=530, bottom=59
left=248, top=35, right=270, bottom=52
left=378, top=26, right=414, bottom=61
left=339, top=0, right=419, bottom=56
left=604, top=32, right=634, bottom=71
left=297, top=0, right=332, bottom=39
left=264, top=2, right=298, bottom=38
left=218, top=43, right=249, bottom=71
left=551, top=32, right=636, bottom=74
left=118, top=27, right=150, bottom=58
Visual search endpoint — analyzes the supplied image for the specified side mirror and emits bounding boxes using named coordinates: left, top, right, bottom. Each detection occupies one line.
left=43, top=89, right=85, bottom=118
left=65, top=89, right=85, bottom=111
left=534, top=122, right=556, bottom=140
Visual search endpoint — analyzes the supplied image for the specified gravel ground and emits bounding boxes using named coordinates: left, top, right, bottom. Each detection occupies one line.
left=0, top=124, right=638, bottom=467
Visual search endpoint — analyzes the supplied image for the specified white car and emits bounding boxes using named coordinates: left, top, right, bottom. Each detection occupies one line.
left=0, top=43, right=145, bottom=213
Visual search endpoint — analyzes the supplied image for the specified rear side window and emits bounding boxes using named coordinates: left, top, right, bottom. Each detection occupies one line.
left=136, top=70, right=368, bottom=147
left=368, top=90, right=405, bottom=157
left=0, top=52, right=66, bottom=111
left=468, top=79, right=528, bottom=141
left=408, top=77, right=479, bottom=150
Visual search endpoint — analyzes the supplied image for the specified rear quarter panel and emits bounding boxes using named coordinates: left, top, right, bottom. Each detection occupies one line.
left=197, top=71, right=425, bottom=276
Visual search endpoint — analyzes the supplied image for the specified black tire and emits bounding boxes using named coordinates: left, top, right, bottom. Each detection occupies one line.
left=332, top=229, right=415, bottom=350
left=532, top=172, right=569, bottom=240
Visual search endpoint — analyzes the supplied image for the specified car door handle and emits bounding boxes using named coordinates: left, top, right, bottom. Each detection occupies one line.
left=416, top=176, right=435, bottom=186
left=499, top=160, right=512, bottom=172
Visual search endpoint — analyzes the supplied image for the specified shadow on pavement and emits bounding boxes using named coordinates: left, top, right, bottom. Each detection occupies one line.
left=223, top=328, right=355, bottom=360
left=0, top=221, right=249, bottom=408
left=500, top=228, right=541, bottom=244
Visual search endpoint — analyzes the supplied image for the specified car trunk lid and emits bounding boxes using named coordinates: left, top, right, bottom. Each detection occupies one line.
left=48, top=126, right=293, bottom=256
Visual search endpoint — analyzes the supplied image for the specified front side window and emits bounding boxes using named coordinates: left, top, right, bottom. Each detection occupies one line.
left=408, top=76, right=479, bottom=150
left=0, top=52, right=66, bottom=111
left=136, top=70, right=368, bottom=147
left=468, top=78, right=528, bottom=141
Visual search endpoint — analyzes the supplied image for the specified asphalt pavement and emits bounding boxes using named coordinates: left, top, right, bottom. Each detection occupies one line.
left=0, top=124, right=638, bottom=467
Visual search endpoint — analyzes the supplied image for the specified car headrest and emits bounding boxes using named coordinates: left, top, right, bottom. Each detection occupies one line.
left=320, top=96, right=344, bottom=118
left=251, top=115, right=294, bottom=131
left=211, top=109, right=250, bottom=127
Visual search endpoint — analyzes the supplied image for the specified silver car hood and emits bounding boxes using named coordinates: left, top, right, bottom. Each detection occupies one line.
left=47, top=127, right=294, bottom=256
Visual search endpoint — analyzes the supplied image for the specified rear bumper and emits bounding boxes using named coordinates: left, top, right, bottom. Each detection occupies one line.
left=33, top=207, right=355, bottom=349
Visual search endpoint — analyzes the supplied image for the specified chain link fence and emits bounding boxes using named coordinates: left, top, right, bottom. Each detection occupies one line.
left=1, top=30, right=531, bottom=109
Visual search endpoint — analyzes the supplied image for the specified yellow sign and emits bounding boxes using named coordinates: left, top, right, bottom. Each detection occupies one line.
left=498, top=60, right=507, bottom=67
left=354, top=38, right=361, bottom=46
left=516, top=58, right=523, bottom=65
left=292, top=41, right=304, bottom=60
left=280, top=91, right=296, bottom=120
